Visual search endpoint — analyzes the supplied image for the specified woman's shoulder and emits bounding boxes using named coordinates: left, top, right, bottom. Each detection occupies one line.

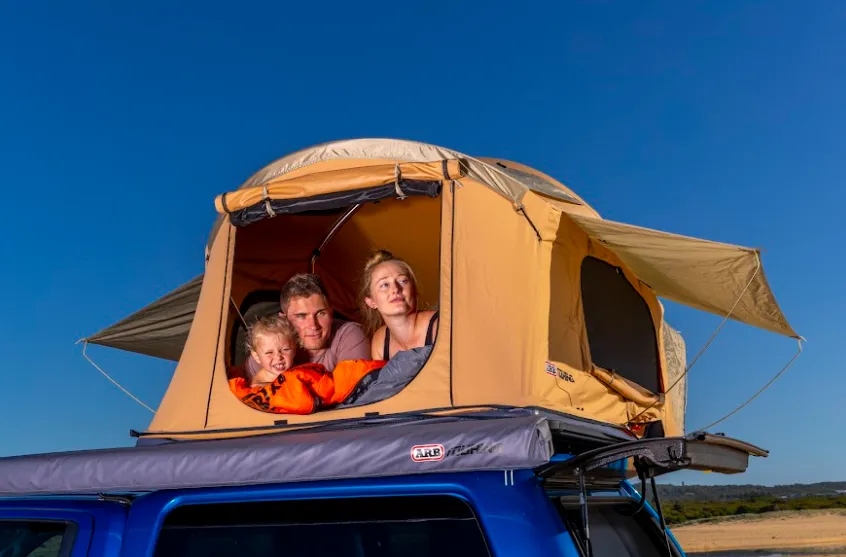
left=418, top=309, right=439, bottom=342
left=417, top=309, right=439, bottom=326
left=370, top=324, right=387, bottom=345
left=369, top=324, right=387, bottom=359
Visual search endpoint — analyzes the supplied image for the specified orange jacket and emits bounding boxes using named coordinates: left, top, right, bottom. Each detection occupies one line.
left=228, top=359, right=386, bottom=414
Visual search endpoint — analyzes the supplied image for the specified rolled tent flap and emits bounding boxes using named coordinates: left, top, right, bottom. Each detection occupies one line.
left=566, top=214, right=798, bottom=339
left=214, top=160, right=464, bottom=216
left=84, top=275, right=203, bottom=361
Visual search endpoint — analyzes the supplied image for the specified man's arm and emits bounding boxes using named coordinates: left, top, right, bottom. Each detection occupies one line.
left=333, top=321, right=371, bottom=361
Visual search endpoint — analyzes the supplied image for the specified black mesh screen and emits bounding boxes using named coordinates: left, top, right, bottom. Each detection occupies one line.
left=580, top=257, right=660, bottom=393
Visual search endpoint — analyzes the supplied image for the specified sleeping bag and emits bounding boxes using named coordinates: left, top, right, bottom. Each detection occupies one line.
left=229, top=359, right=386, bottom=414
left=339, top=345, right=433, bottom=408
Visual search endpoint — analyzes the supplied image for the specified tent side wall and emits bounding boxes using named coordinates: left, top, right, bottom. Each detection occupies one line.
left=450, top=186, right=677, bottom=435
left=450, top=179, right=541, bottom=408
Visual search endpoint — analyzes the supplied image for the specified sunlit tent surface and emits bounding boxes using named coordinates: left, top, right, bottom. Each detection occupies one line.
left=83, top=139, right=797, bottom=441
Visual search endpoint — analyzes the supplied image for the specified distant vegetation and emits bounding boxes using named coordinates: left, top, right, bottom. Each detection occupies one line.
left=654, top=481, right=846, bottom=502
left=641, top=482, right=846, bottom=525
left=661, top=494, right=846, bottom=525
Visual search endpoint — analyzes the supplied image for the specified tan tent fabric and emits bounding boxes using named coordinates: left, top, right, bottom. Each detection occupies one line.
left=566, top=214, right=798, bottom=339
left=85, top=275, right=203, bottom=361
left=76, top=138, right=798, bottom=443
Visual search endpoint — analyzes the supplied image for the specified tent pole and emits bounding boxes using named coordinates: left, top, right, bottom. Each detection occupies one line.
left=310, top=204, right=362, bottom=273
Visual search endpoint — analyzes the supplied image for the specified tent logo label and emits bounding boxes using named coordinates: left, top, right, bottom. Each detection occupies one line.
left=411, top=444, right=445, bottom=462
left=557, top=369, right=575, bottom=383
left=546, top=361, right=575, bottom=383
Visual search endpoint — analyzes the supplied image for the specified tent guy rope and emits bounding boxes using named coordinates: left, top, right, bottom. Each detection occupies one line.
left=694, top=337, right=804, bottom=433
left=76, top=339, right=156, bottom=414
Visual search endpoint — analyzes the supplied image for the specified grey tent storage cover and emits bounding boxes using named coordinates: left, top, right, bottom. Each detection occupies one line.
left=0, top=413, right=555, bottom=496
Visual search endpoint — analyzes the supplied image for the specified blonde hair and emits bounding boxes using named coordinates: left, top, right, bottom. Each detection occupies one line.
left=359, top=249, right=419, bottom=336
left=246, top=313, right=297, bottom=354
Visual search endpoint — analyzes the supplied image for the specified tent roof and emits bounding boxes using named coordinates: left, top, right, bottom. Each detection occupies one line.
left=205, top=139, right=598, bottom=248
left=235, top=138, right=589, bottom=206
left=0, top=411, right=557, bottom=496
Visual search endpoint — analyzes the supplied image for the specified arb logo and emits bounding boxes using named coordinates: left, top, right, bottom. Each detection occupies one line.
left=411, top=444, right=445, bottom=462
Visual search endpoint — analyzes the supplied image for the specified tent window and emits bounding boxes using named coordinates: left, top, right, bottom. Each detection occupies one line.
left=580, top=257, right=660, bottom=393
left=227, top=193, right=443, bottom=414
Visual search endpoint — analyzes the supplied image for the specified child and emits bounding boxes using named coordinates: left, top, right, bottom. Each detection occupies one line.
left=245, top=313, right=298, bottom=387
left=229, top=312, right=334, bottom=414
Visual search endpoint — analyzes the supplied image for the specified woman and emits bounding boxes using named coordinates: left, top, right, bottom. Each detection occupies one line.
left=360, top=250, right=439, bottom=360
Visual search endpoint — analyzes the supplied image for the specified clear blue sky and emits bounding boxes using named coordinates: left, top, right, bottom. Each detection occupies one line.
left=1, top=1, right=843, bottom=487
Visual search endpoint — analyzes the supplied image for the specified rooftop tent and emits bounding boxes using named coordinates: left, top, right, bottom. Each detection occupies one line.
left=81, top=139, right=796, bottom=441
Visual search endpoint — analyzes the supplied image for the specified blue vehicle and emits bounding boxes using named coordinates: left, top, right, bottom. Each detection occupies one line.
left=0, top=409, right=767, bottom=557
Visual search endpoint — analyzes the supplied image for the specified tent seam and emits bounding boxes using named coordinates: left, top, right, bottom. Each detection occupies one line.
left=449, top=180, right=456, bottom=408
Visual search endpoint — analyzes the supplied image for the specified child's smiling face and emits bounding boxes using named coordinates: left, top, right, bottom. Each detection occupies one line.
left=250, top=332, right=296, bottom=377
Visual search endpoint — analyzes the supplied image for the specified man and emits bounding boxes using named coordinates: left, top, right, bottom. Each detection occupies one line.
left=245, top=273, right=370, bottom=376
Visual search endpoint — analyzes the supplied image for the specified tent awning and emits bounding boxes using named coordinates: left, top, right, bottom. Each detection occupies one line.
left=84, top=275, right=203, bottom=361
left=566, top=214, right=798, bottom=339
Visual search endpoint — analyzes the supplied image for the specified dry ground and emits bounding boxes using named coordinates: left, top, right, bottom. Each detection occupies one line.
left=673, top=510, right=846, bottom=555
